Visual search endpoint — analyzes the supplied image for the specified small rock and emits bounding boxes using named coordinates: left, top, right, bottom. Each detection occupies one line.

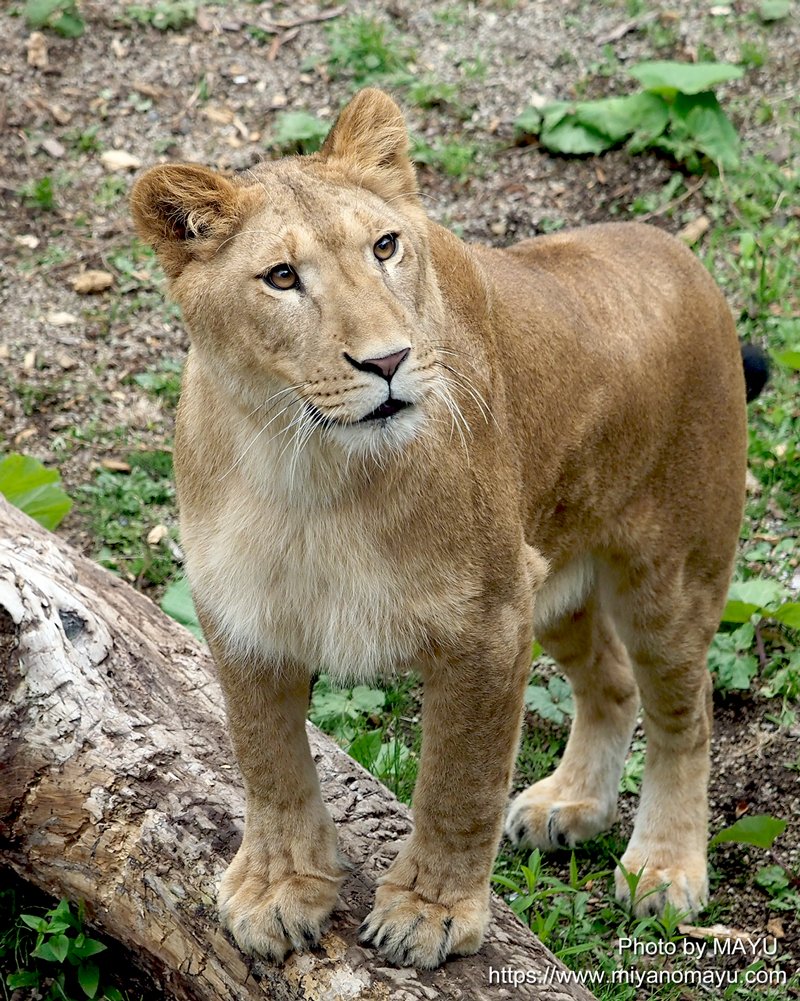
left=233, top=75, right=249, bottom=85
left=100, top=150, right=142, bottom=172
left=101, top=459, right=132, bottom=473
left=27, top=31, right=48, bottom=68
left=48, top=103, right=72, bottom=125
left=0, top=344, right=9, bottom=360
left=57, top=353, right=78, bottom=370
left=767, top=918, right=785, bottom=939
left=23, top=350, right=37, bottom=370
left=72, top=270, right=114, bottom=294
left=41, top=137, right=66, bottom=158
left=677, top=215, right=710, bottom=245
left=111, top=38, right=127, bottom=59
left=45, top=311, right=79, bottom=326
left=15, top=234, right=40, bottom=249
left=15, top=427, right=38, bottom=445
left=270, top=93, right=288, bottom=108
left=147, top=524, right=169, bottom=546
left=490, top=220, right=507, bottom=237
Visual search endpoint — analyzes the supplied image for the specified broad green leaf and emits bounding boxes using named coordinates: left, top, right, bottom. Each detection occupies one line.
left=78, top=961, right=100, bottom=998
left=710, top=814, right=787, bottom=849
left=715, top=652, right=757, bottom=691
left=20, top=914, right=48, bottom=932
left=755, top=865, right=790, bottom=893
left=540, top=117, right=615, bottom=156
left=775, top=348, right=800, bottom=371
left=72, top=938, right=106, bottom=959
left=629, top=60, right=744, bottom=97
left=524, top=678, right=573, bottom=724
left=0, top=453, right=73, bottom=530
left=160, top=576, right=203, bottom=640
left=48, top=933, right=70, bottom=963
left=25, top=0, right=66, bottom=25
left=32, top=940, right=59, bottom=962
left=723, top=578, right=788, bottom=620
left=576, top=93, right=669, bottom=144
left=348, top=686, right=386, bottom=716
left=671, top=92, right=739, bottom=168
left=515, top=106, right=542, bottom=135
left=348, top=730, right=382, bottom=767
left=271, top=111, right=329, bottom=152
left=759, top=0, right=791, bottom=21
left=7, top=970, right=40, bottom=988
left=53, top=9, right=84, bottom=36
left=774, top=603, right=800, bottom=630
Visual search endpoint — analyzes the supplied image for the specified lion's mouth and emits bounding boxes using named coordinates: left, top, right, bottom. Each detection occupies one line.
left=359, top=398, right=411, bottom=422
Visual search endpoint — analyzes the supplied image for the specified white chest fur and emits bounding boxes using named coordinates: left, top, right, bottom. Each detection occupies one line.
left=182, top=484, right=472, bottom=682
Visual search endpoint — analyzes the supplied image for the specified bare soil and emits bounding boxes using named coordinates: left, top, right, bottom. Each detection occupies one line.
left=1, top=0, right=797, bottom=995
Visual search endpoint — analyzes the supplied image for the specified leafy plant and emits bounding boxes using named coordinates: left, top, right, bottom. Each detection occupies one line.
left=19, top=175, right=56, bottom=211
left=709, top=814, right=787, bottom=849
left=124, top=0, right=197, bottom=31
left=721, top=578, right=800, bottom=629
left=0, top=453, right=72, bottom=530
left=270, top=111, right=330, bottom=155
left=6, top=897, right=123, bottom=1000
left=25, top=0, right=85, bottom=38
left=412, top=138, right=480, bottom=178
left=516, top=61, right=744, bottom=171
left=754, top=865, right=800, bottom=912
left=524, top=675, right=574, bottom=725
left=160, top=576, right=202, bottom=640
left=310, top=676, right=386, bottom=743
left=325, top=15, right=414, bottom=85
left=131, top=359, right=182, bottom=410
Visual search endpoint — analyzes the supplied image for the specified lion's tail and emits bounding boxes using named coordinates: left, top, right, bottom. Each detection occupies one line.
left=741, top=343, right=769, bottom=403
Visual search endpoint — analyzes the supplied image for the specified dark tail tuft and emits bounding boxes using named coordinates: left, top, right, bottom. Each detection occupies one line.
left=741, top=343, right=769, bottom=403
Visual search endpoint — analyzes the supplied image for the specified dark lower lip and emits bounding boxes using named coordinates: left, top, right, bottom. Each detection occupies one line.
left=359, top=399, right=411, bottom=422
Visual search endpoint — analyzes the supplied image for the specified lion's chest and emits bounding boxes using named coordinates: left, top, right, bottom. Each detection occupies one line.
left=185, top=502, right=443, bottom=681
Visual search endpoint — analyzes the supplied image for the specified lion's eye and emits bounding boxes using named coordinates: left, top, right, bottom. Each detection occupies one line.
left=373, top=233, right=398, bottom=262
left=263, top=263, right=299, bottom=291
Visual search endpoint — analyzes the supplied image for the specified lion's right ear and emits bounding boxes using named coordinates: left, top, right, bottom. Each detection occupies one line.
left=131, top=164, right=250, bottom=278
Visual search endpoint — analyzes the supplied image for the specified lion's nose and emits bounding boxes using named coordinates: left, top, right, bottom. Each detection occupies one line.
left=344, top=348, right=410, bottom=382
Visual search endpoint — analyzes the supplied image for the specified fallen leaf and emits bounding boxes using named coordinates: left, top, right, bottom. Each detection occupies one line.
left=48, top=103, right=72, bottom=125
left=26, top=32, right=48, bottom=68
left=677, top=215, right=710, bottom=245
left=100, top=150, right=142, bottom=172
left=15, top=428, right=38, bottom=444
left=15, top=234, right=40, bottom=249
left=101, top=459, right=132, bottom=473
left=202, top=105, right=235, bottom=125
left=767, top=918, right=785, bottom=939
left=147, top=524, right=169, bottom=546
left=45, top=311, right=79, bottom=326
left=72, top=270, right=114, bottom=294
left=734, top=800, right=750, bottom=818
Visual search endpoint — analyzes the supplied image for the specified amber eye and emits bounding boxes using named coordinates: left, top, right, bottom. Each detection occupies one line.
left=373, top=233, right=398, bottom=262
left=263, top=263, right=299, bottom=291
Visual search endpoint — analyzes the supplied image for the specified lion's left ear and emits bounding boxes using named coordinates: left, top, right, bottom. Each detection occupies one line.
left=320, top=89, right=419, bottom=206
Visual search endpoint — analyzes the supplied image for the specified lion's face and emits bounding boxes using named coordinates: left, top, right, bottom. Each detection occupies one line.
left=176, top=165, right=448, bottom=458
left=131, top=91, right=461, bottom=462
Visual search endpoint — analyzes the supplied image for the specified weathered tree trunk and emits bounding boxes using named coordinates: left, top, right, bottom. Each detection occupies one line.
left=0, top=496, right=595, bottom=1001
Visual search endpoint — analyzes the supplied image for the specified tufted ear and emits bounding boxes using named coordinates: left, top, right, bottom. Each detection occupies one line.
left=320, top=89, right=419, bottom=206
left=131, top=164, right=255, bottom=278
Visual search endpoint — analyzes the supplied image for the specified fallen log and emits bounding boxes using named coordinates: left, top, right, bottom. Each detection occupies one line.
left=0, top=495, right=595, bottom=1001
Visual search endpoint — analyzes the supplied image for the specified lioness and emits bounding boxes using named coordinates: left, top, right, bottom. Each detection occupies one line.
left=132, top=88, right=754, bottom=969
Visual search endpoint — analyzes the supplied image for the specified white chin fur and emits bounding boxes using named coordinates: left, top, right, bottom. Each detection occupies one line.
left=325, top=406, right=427, bottom=460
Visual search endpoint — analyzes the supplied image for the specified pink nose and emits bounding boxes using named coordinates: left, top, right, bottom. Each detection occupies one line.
left=344, top=348, right=410, bottom=382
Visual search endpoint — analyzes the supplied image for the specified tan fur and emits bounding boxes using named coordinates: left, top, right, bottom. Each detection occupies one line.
left=131, top=88, right=748, bottom=968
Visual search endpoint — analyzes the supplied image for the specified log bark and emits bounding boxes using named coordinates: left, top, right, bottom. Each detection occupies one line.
left=0, top=496, right=595, bottom=1001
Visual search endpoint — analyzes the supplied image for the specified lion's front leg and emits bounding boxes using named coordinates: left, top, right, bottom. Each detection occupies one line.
left=212, top=644, right=346, bottom=960
left=360, top=613, right=533, bottom=969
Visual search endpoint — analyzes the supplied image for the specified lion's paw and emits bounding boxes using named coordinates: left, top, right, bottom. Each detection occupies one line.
left=359, top=884, right=489, bottom=969
left=614, top=849, right=708, bottom=919
left=219, top=864, right=343, bottom=961
left=505, top=780, right=616, bottom=850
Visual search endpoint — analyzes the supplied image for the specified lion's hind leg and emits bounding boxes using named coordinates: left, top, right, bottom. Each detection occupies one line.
left=505, top=584, right=640, bottom=851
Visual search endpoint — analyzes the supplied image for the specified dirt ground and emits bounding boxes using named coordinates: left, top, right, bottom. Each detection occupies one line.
left=1, top=0, right=798, bottom=994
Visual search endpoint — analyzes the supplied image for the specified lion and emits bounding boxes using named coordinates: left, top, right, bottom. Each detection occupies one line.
left=131, top=88, right=758, bottom=969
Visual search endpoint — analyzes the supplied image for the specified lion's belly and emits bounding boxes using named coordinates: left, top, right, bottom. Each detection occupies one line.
left=183, top=504, right=452, bottom=682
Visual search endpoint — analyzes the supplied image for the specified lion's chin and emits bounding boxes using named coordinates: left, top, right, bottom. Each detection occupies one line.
left=325, top=405, right=426, bottom=460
